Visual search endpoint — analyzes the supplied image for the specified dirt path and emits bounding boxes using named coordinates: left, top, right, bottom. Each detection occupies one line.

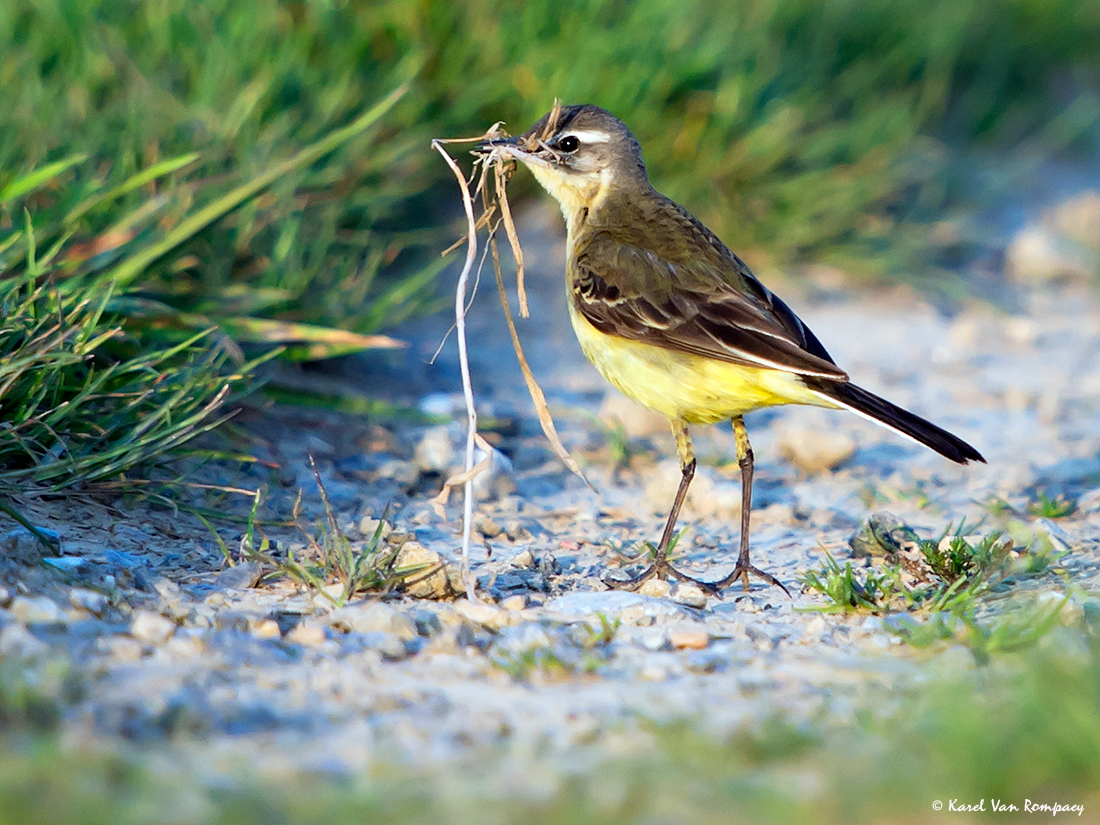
left=2, top=203, right=1098, bottom=796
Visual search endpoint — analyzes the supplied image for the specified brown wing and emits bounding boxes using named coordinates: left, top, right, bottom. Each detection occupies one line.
left=571, top=229, right=847, bottom=380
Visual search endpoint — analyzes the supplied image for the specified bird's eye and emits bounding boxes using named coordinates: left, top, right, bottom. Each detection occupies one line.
left=557, top=135, right=580, bottom=152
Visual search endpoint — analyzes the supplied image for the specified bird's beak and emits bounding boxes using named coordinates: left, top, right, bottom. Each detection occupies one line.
left=473, top=135, right=520, bottom=154
left=473, top=134, right=556, bottom=170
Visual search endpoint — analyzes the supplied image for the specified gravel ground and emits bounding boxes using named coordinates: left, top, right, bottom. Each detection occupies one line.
left=1, top=201, right=1099, bottom=796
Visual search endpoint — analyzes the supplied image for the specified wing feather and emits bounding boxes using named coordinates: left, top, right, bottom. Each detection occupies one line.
left=572, top=226, right=847, bottom=380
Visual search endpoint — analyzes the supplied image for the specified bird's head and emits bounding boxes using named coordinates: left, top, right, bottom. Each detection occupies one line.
left=477, top=104, right=649, bottom=224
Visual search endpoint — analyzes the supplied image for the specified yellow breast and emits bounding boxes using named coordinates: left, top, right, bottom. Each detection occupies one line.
left=567, top=301, right=833, bottom=424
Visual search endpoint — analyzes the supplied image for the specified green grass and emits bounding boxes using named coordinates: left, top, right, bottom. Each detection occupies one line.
left=1028, top=490, right=1079, bottom=519
left=800, top=514, right=1079, bottom=665
left=0, top=77, right=414, bottom=499
left=0, top=220, right=251, bottom=495
left=203, top=464, right=443, bottom=607
left=801, top=517, right=1031, bottom=614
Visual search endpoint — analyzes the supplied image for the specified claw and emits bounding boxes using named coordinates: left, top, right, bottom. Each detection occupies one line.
left=710, top=563, right=791, bottom=598
left=603, top=560, right=783, bottom=598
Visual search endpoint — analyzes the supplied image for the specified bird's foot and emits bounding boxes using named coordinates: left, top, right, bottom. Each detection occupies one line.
left=709, top=562, right=791, bottom=598
left=603, top=560, right=721, bottom=597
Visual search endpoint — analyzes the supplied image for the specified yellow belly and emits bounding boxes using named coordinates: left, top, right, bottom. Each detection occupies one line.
left=568, top=302, right=836, bottom=424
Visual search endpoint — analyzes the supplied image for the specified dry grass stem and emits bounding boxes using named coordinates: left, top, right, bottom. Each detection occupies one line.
left=429, top=432, right=496, bottom=518
left=487, top=214, right=592, bottom=489
left=431, top=109, right=593, bottom=595
left=431, top=138, right=481, bottom=602
left=492, top=162, right=529, bottom=317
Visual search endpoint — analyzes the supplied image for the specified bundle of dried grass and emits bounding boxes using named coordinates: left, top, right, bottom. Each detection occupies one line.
left=431, top=101, right=585, bottom=600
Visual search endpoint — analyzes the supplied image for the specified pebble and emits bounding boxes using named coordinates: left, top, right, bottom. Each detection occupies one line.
left=1006, top=224, right=1097, bottom=284
left=216, top=562, right=264, bottom=590
left=2, top=527, right=60, bottom=562
left=418, top=392, right=460, bottom=417
left=161, top=633, right=206, bottom=659
left=98, top=635, right=144, bottom=662
left=670, top=583, right=708, bottom=608
left=287, top=621, right=327, bottom=647
left=334, top=602, right=418, bottom=641
left=213, top=611, right=252, bottom=632
left=668, top=625, right=710, bottom=650
left=70, top=588, right=109, bottom=615
left=377, top=459, right=420, bottom=487
left=10, top=596, right=66, bottom=625
left=103, top=548, right=150, bottom=570
left=413, top=425, right=456, bottom=473
left=638, top=579, right=671, bottom=599
left=597, top=393, right=670, bottom=438
left=1036, top=590, right=1083, bottom=626
left=395, top=542, right=456, bottom=599
left=358, top=517, right=392, bottom=542
left=43, top=556, right=90, bottom=574
left=499, top=594, right=526, bottom=611
left=776, top=426, right=856, bottom=473
left=129, top=610, right=177, bottom=645
left=685, top=649, right=726, bottom=673
left=546, top=591, right=693, bottom=623
left=472, top=445, right=516, bottom=501
left=512, top=549, right=536, bottom=569
left=252, top=619, right=283, bottom=640
left=1049, top=190, right=1100, bottom=249
left=0, top=623, right=48, bottom=656
left=474, top=513, right=503, bottom=539
left=454, top=599, right=519, bottom=631
left=379, top=635, right=412, bottom=661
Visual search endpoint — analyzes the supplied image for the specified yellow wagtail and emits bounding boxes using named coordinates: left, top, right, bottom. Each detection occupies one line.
left=477, top=104, right=984, bottom=595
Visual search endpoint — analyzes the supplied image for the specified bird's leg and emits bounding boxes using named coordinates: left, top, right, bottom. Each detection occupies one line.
left=655, top=423, right=696, bottom=566
left=710, top=416, right=790, bottom=595
left=605, top=422, right=718, bottom=593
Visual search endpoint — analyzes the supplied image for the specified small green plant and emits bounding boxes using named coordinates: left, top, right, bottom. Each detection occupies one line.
left=227, top=461, right=415, bottom=607
left=889, top=593, right=1071, bottom=664
left=582, top=613, right=621, bottom=648
left=1027, top=490, right=1078, bottom=519
left=799, top=555, right=895, bottom=613
left=802, top=520, right=1027, bottom=615
left=490, top=645, right=574, bottom=682
left=609, top=527, right=690, bottom=566
left=601, top=417, right=633, bottom=470
left=802, top=515, right=1070, bottom=657
left=491, top=616, right=620, bottom=681
left=0, top=656, right=72, bottom=732
left=979, top=495, right=1016, bottom=516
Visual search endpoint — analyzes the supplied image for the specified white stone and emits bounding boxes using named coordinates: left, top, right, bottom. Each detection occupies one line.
left=334, top=602, right=418, bottom=641
left=670, top=583, right=708, bottom=608
left=10, top=596, right=65, bottom=625
left=129, top=610, right=176, bottom=644
left=413, top=426, right=456, bottom=473
left=70, top=588, right=109, bottom=615
left=0, top=623, right=47, bottom=655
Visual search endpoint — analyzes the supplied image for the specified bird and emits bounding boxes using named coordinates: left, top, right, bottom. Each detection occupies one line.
left=476, top=103, right=984, bottom=595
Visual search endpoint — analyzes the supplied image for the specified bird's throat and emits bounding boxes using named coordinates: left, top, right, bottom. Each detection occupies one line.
left=526, top=163, right=610, bottom=242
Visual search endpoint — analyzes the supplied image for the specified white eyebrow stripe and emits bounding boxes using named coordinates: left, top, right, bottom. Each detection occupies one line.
left=561, top=129, right=612, bottom=144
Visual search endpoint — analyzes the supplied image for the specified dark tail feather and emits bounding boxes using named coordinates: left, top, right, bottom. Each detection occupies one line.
left=804, top=380, right=985, bottom=465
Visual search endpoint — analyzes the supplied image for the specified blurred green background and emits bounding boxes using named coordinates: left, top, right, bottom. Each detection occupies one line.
left=5, top=0, right=1100, bottom=326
